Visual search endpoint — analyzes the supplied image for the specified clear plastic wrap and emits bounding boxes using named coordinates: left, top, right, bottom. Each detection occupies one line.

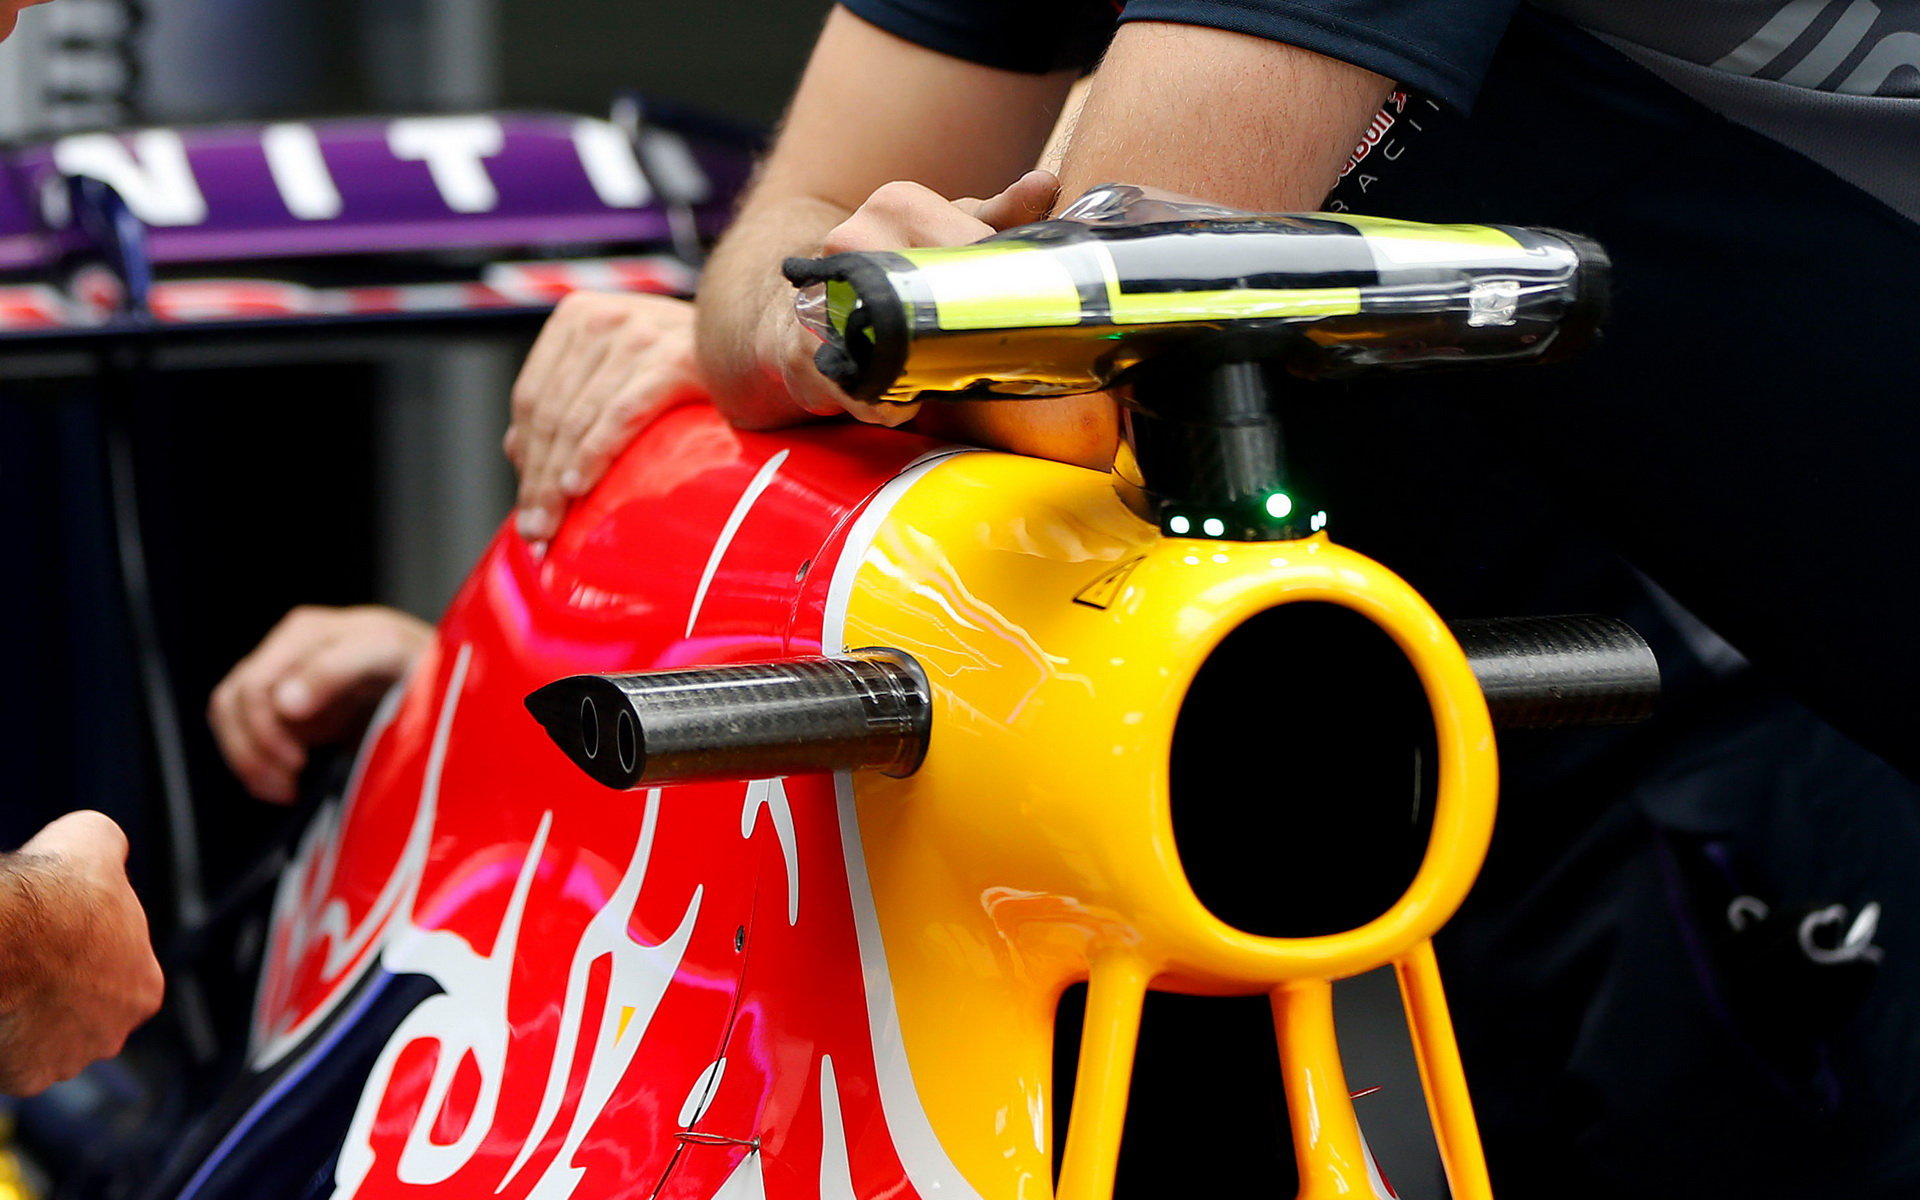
left=784, top=184, right=1606, bottom=405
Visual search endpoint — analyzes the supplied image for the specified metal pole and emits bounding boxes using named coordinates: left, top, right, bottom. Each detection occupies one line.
left=141, top=0, right=322, bottom=123
left=0, top=0, right=142, bottom=137
left=362, top=0, right=499, bottom=111
left=361, top=0, right=517, bottom=619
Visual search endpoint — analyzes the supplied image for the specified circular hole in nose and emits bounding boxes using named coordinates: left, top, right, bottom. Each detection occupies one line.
left=616, top=707, right=639, bottom=776
left=1171, top=602, right=1436, bottom=938
left=579, top=696, right=600, bottom=760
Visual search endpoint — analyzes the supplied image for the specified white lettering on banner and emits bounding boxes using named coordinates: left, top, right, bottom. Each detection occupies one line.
left=52, top=130, right=208, bottom=226
left=262, top=123, right=344, bottom=221
left=36, top=174, right=71, bottom=228
left=636, top=129, right=711, bottom=204
left=388, top=116, right=507, bottom=214
left=571, top=119, right=652, bottom=208
left=37, top=115, right=691, bottom=239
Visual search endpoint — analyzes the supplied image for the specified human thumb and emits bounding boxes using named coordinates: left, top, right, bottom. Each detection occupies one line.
left=23, top=810, right=130, bottom=867
left=970, top=169, right=1060, bottom=231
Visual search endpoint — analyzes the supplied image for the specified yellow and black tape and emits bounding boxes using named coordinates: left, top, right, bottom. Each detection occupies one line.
left=786, top=213, right=1602, bottom=404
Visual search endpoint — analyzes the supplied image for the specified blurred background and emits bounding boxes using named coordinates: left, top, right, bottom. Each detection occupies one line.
left=0, top=0, right=829, bottom=138
left=0, top=0, right=828, bottom=607
left=0, top=0, right=827, bottom=858
left=0, top=4, right=835, bottom=1187
left=0, top=4, right=831, bottom=1164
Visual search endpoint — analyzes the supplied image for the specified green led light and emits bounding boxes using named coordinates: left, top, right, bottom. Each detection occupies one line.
left=1309, top=511, right=1328, bottom=532
left=1265, top=491, right=1295, bottom=520
left=1168, top=514, right=1191, bottom=535
left=1202, top=517, right=1226, bottom=537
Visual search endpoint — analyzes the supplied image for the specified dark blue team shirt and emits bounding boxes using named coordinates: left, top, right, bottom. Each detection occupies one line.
left=838, top=0, right=1519, bottom=111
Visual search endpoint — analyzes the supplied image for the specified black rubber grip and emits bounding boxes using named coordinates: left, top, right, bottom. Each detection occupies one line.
left=1448, top=615, right=1659, bottom=730
left=525, top=649, right=931, bottom=789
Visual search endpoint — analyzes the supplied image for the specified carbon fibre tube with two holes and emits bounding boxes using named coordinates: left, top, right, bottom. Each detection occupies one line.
left=524, top=649, right=931, bottom=789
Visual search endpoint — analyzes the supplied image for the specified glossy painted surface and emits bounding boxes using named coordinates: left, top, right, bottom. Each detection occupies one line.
left=837, top=451, right=1498, bottom=1200
left=249, top=407, right=944, bottom=1200
left=238, top=403, right=1500, bottom=1200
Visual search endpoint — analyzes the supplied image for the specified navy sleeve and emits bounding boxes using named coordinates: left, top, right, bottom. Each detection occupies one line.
left=1119, top=0, right=1519, bottom=111
left=839, top=0, right=1518, bottom=112
left=839, top=0, right=1120, bottom=74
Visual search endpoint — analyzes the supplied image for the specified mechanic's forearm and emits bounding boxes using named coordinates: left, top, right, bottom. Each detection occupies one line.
left=695, top=6, right=1074, bottom=431
left=694, top=191, right=849, bottom=430
left=1053, top=22, right=1392, bottom=213
left=916, top=25, right=1391, bottom=468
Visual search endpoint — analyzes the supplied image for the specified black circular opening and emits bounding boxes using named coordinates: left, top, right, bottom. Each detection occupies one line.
left=1169, top=602, right=1437, bottom=938
left=616, top=707, right=639, bottom=776
left=579, top=696, right=600, bottom=760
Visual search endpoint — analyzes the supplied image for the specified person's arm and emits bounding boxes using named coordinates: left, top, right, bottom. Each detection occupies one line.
left=1053, top=21, right=1391, bottom=211
left=911, top=22, right=1393, bottom=463
left=694, top=6, right=1079, bottom=431
left=508, top=18, right=1087, bottom=543
left=514, top=10, right=1397, bottom=503
left=701, top=13, right=1392, bottom=466
left=0, top=812, right=163, bottom=1096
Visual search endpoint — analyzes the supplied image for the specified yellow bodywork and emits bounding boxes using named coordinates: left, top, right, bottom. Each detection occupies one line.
left=841, top=450, right=1500, bottom=1200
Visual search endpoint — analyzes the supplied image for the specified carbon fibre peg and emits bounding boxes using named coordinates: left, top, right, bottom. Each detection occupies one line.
left=525, top=649, right=932, bottom=789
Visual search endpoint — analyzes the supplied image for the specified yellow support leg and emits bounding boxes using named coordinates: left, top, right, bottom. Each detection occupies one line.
left=1055, top=956, right=1149, bottom=1200
left=1273, top=979, right=1373, bottom=1198
left=1395, top=940, right=1494, bottom=1200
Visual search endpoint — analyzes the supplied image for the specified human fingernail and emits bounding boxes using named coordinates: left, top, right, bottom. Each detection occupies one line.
left=517, top=508, right=553, bottom=541
left=530, top=540, right=549, bottom=561
left=559, top=468, right=585, bottom=495
left=274, top=678, right=314, bottom=718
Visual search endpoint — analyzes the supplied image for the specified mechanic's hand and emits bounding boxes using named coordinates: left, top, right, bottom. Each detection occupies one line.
left=505, top=291, right=707, bottom=545
left=209, top=605, right=433, bottom=804
left=774, top=169, right=1061, bottom=427
left=0, top=811, right=164, bottom=1096
left=827, top=169, right=1060, bottom=261
left=796, top=170, right=1115, bottom=466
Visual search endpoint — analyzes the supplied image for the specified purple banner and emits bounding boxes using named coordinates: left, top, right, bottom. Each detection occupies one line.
left=0, top=111, right=753, bottom=273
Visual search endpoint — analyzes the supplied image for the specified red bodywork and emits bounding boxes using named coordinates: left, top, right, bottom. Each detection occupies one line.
left=252, top=405, right=965, bottom=1200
